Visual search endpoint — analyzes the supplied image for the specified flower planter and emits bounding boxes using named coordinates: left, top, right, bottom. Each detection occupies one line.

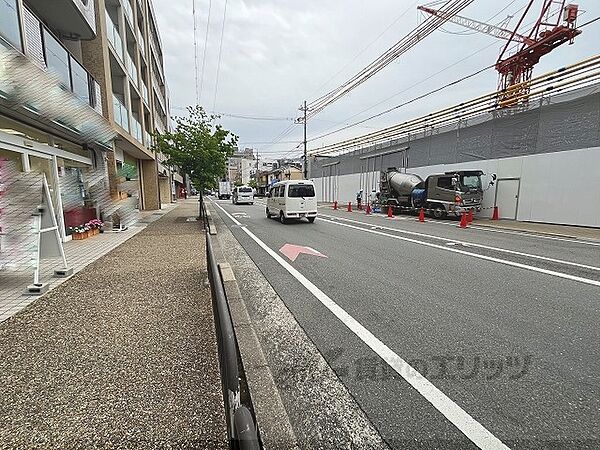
left=72, top=231, right=87, bottom=240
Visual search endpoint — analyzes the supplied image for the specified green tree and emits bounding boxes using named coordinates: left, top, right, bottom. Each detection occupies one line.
left=152, top=106, right=237, bottom=190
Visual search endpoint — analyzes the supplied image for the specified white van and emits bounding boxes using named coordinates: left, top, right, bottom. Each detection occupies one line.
left=266, top=180, right=317, bottom=223
left=232, top=186, right=254, bottom=205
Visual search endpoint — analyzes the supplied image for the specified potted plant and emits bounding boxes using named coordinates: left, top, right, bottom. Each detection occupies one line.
left=69, top=225, right=88, bottom=240
left=86, top=219, right=104, bottom=235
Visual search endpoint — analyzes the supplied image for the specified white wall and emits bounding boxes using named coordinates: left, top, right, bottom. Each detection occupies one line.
left=313, top=147, right=600, bottom=228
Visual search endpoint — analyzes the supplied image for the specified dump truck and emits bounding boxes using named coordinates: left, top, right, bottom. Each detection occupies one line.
left=381, top=168, right=485, bottom=218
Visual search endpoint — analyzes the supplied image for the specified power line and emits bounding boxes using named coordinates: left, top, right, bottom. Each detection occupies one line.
left=307, top=1, right=542, bottom=142
left=305, top=0, right=475, bottom=119
left=307, top=63, right=494, bottom=143
left=309, top=55, right=600, bottom=155
left=199, top=0, right=212, bottom=103
left=307, top=0, right=419, bottom=100
left=238, top=141, right=300, bottom=145
left=217, top=113, right=295, bottom=121
left=212, top=0, right=229, bottom=113
left=309, top=39, right=500, bottom=139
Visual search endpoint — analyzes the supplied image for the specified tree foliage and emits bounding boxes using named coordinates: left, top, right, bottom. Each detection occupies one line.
left=152, top=106, right=237, bottom=189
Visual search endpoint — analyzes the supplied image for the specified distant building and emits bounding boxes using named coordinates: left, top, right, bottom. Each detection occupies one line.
left=227, top=148, right=255, bottom=185
left=256, top=163, right=303, bottom=196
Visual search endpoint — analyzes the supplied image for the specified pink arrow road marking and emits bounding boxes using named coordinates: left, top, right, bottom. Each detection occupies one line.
left=279, top=244, right=328, bottom=262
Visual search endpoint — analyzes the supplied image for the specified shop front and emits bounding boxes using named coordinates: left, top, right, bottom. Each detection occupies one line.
left=0, top=119, right=106, bottom=275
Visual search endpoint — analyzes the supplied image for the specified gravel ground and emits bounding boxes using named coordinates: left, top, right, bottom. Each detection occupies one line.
left=0, top=201, right=227, bottom=449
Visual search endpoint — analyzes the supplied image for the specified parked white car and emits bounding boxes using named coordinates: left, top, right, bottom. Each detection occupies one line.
left=232, top=186, right=254, bottom=205
left=266, top=180, right=317, bottom=223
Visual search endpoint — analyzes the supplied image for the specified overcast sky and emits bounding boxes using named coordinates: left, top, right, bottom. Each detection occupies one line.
left=152, top=0, right=600, bottom=159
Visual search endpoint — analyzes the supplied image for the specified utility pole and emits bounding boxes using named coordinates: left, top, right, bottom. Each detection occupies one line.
left=255, top=150, right=259, bottom=192
left=302, top=100, right=307, bottom=179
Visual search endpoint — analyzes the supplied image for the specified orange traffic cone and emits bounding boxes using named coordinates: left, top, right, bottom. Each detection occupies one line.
left=467, top=208, right=473, bottom=223
left=459, top=213, right=468, bottom=228
left=387, top=205, right=394, bottom=218
left=347, top=202, right=352, bottom=212
left=333, top=201, right=338, bottom=210
left=492, top=206, right=499, bottom=220
left=366, top=204, right=372, bottom=215
left=418, top=208, right=425, bottom=222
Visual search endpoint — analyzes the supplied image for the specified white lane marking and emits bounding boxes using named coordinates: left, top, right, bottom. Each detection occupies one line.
left=318, top=217, right=600, bottom=288
left=317, top=206, right=600, bottom=247
left=319, top=214, right=600, bottom=273
left=211, top=199, right=510, bottom=450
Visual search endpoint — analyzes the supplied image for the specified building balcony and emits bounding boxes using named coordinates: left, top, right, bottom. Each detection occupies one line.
left=125, top=52, right=139, bottom=88
left=112, top=94, right=129, bottom=132
left=131, top=116, right=143, bottom=144
left=26, top=0, right=96, bottom=40
left=121, top=0, right=134, bottom=29
left=141, top=81, right=149, bottom=105
left=106, top=11, right=124, bottom=62
left=2, top=6, right=103, bottom=115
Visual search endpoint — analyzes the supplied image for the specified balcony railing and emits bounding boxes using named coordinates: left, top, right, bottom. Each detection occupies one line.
left=126, top=52, right=138, bottom=87
left=144, top=129, right=152, bottom=147
left=131, top=116, right=143, bottom=143
left=141, top=81, right=149, bottom=104
left=112, top=94, right=129, bottom=132
left=18, top=7, right=101, bottom=112
left=122, top=0, right=134, bottom=28
left=137, top=27, right=145, bottom=56
left=105, top=11, right=124, bottom=62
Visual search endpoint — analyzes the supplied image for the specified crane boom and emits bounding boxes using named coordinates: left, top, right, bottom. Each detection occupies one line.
left=418, top=1, right=582, bottom=106
left=417, top=5, right=535, bottom=45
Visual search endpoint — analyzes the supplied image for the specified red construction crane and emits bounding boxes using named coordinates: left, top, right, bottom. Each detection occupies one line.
left=419, top=1, right=582, bottom=105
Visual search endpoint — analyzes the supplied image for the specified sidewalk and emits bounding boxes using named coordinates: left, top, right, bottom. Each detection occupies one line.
left=0, top=202, right=178, bottom=323
left=473, top=218, right=600, bottom=241
left=0, top=200, right=227, bottom=449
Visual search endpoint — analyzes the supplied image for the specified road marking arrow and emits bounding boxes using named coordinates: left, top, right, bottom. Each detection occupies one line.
left=279, top=244, right=327, bottom=262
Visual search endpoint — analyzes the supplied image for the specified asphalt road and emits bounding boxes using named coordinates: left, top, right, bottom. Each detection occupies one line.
left=211, top=197, right=600, bottom=450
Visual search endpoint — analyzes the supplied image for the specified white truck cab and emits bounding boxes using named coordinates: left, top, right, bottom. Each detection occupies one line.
left=266, top=180, right=317, bottom=223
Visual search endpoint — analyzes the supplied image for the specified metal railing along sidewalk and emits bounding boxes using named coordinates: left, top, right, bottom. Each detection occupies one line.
left=200, top=197, right=262, bottom=449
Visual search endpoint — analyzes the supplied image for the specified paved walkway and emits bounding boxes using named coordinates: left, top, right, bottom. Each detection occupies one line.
left=0, top=200, right=227, bottom=449
left=0, top=203, right=178, bottom=323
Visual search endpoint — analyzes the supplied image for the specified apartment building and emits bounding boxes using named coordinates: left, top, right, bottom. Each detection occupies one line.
left=0, top=0, right=176, bottom=274
left=227, top=148, right=256, bottom=185
left=82, top=0, right=178, bottom=210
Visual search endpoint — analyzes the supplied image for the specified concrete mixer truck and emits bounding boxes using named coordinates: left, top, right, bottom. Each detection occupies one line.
left=380, top=168, right=485, bottom=219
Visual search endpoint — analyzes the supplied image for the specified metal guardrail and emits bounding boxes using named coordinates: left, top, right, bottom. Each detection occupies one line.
left=200, top=197, right=262, bottom=449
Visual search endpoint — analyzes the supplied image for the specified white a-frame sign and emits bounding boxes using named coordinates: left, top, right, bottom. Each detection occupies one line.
left=27, top=175, right=73, bottom=294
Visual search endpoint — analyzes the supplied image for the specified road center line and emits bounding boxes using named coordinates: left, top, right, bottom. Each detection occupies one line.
left=318, top=217, right=600, bottom=288
left=211, top=199, right=510, bottom=450
left=319, top=214, right=600, bottom=273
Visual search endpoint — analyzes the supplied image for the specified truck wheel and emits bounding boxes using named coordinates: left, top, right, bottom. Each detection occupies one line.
left=279, top=212, right=287, bottom=224
left=308, top=217, right=315, bottom=223
left=266, top=207, right=271, bottom=218
left=431, top=204, right=447, bottom=219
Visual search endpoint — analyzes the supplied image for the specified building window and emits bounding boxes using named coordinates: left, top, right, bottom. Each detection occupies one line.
left=43, top=29, right=70, bottom=88
left=0, top=0, right=22, bottom=51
